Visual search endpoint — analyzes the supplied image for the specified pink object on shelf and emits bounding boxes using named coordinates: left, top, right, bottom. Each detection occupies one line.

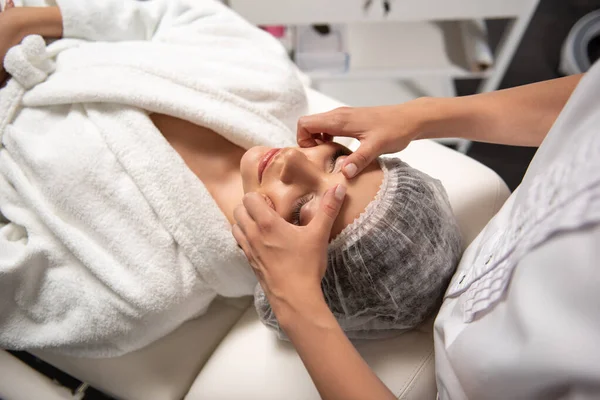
left=261, top=25, right=286, bottom=38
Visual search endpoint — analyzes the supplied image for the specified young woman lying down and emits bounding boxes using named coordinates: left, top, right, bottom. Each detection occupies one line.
left=0, top=0, right=461, bottom=357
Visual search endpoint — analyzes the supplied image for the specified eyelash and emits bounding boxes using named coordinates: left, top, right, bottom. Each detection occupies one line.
left=292, top=195, right=311, bottom=226
left=292, top=149, right=348, bottom=226
left=330, top=149, right=347, bottom=172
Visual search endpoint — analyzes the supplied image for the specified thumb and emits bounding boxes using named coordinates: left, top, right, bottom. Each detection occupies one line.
left=342, top=143, right=377, bottom=179
left=310, top=184, right=346, bottom=234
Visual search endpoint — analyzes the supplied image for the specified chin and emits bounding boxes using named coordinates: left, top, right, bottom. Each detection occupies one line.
left=240, top=146, right=270, bottom=193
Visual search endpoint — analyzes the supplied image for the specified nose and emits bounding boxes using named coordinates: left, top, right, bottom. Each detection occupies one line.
left=279, top=148, right=320, bottom=186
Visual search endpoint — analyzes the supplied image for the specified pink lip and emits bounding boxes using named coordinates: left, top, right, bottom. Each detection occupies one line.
left=258, top=148, right=281, bottom=183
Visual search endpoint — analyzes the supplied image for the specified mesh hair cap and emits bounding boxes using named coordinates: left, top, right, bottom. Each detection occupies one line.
left=254, top=157, right=462, bottom=339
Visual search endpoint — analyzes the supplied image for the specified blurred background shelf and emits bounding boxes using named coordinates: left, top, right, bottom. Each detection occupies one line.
left=229, top=0, right=539, bottom=97
left=229, top=0, right=531, bottom=25
left=305, top=21, right=493, bottom=82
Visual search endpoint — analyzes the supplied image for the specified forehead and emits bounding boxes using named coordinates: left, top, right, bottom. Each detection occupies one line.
left=330, top=160, right=384, bottom=239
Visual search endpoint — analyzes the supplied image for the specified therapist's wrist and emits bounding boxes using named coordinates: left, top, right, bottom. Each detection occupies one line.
left=271, top=290, right=337, bottom=334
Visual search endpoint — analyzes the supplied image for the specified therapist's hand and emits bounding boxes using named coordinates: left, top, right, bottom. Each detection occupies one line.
left=297, top=100, right=432, bottom=178
left=234, top=186, right=397, bottom=400
left=232, top=184, right=346, bottom=315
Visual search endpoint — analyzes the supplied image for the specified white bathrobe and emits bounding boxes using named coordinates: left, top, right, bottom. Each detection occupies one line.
left=0, top=0, right=307, bottom=357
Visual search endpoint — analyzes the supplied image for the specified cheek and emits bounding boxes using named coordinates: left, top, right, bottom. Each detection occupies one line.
left=240, top=146, right=269, bottom=193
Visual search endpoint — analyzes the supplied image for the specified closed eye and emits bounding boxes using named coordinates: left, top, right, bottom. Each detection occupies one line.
left=293, top=148, right=350, bottom=225
left=329, top=149, right=349, bottom=173
left=291, top=194, right=312, bottom=226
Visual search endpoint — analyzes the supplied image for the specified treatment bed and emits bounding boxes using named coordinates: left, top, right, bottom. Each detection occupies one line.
left=0, top=87, right=510, bottom=400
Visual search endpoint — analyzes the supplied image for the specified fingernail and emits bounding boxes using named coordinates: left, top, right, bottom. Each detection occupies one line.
left=334, top=184, right=346, bottom=201
left=344, top=163, right=357, bottom=178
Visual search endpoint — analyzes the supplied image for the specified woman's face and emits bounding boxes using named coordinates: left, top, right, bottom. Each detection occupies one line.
left=240, top=143, right=383, bottom=239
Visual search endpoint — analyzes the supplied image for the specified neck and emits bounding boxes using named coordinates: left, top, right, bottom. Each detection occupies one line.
left=150, top=113, right=245, bottom=225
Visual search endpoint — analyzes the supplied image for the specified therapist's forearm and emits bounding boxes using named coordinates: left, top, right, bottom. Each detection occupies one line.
left=418, top=74, right=584, bottom=147
left=276, top=296, right=396, bottom=400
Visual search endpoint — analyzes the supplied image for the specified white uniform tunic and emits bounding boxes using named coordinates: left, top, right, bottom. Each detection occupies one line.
left=434, top=62, right=600, bottom=400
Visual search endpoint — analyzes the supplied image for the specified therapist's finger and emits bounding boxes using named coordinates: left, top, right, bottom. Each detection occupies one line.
left=309, top=184, right=346, bottom=235
left=341, top=141, right=378, bottom=179
left=232, top=224, right=254, bottom=262
left=242, top=192, right=280, bottom=231
left=233, top=203, right=256, bottom=234
left=232, top=223, right=249, bottom=249
left=313, top=133, right=333, bottom=145
left=297, top=108, right=349, bottom=147
left=297, top=119, right=318, bottom=148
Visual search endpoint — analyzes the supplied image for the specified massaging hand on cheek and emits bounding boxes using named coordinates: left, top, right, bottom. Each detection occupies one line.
left=232, top=185, right=346, bottom=314
left=232, top=175, right=396, bottom=400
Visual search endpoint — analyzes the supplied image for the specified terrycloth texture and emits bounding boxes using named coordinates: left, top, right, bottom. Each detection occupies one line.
left=0, top=0, right=306, bottom=357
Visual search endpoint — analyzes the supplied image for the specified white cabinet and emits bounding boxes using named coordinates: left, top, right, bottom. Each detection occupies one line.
left=314, top=21, right=484, bottom=80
